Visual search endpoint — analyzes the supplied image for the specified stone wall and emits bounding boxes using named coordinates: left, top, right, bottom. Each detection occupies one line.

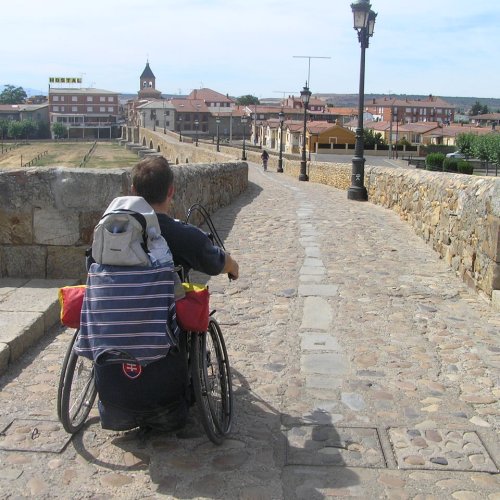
left=364, top=167, right=500, bottom=302
left=0, top=162, right=248, bottom=280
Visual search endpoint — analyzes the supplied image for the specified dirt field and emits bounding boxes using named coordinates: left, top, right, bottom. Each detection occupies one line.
left=0, top=141, right=139, bottom=169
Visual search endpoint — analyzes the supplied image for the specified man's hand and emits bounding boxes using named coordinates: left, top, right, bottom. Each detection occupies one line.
left=223, top=253, right=239, bottom=280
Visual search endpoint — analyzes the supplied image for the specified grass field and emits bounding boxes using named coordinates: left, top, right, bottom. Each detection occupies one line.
left=0, top=141, right=139, bottom=169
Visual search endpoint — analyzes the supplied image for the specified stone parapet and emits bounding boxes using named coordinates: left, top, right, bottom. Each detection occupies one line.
left=0, top=162, right=247, bottom=280
left=365, top=166, right=500, bottom=300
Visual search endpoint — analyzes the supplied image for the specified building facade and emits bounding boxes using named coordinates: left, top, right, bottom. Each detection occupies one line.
left=48, top=87, right=121, bottom=139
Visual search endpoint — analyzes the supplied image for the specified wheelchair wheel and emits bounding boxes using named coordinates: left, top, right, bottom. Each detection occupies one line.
left=57, top=329, right=97, bottom=434
left=191, top=318, right=233, bottom=445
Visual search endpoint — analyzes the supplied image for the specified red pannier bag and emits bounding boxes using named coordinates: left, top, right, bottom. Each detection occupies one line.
left=175, top=283, right=210, bottom=332
left=58, top=285, right=86, bottom=329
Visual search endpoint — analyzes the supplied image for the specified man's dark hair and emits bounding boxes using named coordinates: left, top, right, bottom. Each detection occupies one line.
left=131, top=156, right=173, bottom=204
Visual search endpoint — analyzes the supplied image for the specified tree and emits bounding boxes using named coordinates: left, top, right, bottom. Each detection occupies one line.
left=7, top=121, right=23, bottom=139
left=0, top=84, right=27, bottom=104
left=455, top=132, right=475, bottom=158
left=236, top=95, right=260, bottom=106
left=52, top=122, right=67, bottom=139
left=363, top=129, right=385, bottom=148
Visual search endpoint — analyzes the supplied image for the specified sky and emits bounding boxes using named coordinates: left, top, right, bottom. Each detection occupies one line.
left=2, top=0, right=499, bottom=100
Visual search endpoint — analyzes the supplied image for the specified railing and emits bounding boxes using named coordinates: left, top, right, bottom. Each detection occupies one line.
left=79, top=141, right=98, bottom=168
left=21, top=150, right=49, bottom=167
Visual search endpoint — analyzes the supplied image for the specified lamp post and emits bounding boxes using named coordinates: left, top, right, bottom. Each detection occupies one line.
left=178, top=116, right=183, bottom=142
left=194, top=119, right=199, bottom=146
left=216, top=116, right=220, bottom=152
left=347, top=0, right=377, bottom=201
left=299, top=83, right=311, bottom=181
left=241, top=116, right=248, bottom=160
left=277, top=110, right=284, bottom=173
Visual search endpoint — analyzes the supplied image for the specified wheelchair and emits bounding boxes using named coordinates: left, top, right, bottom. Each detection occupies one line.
left=57, top=205, right=234, bottom=445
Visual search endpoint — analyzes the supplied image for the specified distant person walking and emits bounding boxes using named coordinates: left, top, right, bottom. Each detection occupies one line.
left=261, top=150, right=269, bottom=171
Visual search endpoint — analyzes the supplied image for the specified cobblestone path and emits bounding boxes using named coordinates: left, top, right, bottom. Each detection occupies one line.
left=0, top=163, right=498, bottom=499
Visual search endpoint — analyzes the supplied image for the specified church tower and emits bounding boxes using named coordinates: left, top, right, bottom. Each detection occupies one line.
left=138, top=61, right=161, bottom=99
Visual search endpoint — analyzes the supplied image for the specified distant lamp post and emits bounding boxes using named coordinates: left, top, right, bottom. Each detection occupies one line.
left=194, top=119, right=199, bottom=146
left=277, top=110, right=284, bottom=172
left=151, top=109, right=156, bottom=131
left=299, top=83, right=312, bottom=181
left=241, top=116, right=248, bottom=160
left=216, top=116, right=221, bottom=152
left=178, top=116, right=183, bottom=142
left=347, top=0, right=377, bottom=201
left=163, top=110, right=167, bottom=134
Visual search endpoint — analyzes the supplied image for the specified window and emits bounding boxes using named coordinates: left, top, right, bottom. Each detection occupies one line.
left=53, top=105, right=59, bottom=112
left=165, top=110, right=170, bottom=116
left=60, top=106, right=65, bottom=112
left=108, top=96, right=114, bottom=102
left=53, top=95, right=59, bottom=101
left=87, top=96, right=93, bottom=102
left=100, top=107, right=105, bottom=112
left=107, top=107, right=113, bottom=112
left=166, top=121, right=170, bottom=127
left=87, top=106, right=93, bottom=112
left=72, top=106, right=77, bottom=112
left=72, top=96, right=77, bottom=102
left=60, top=96, right=65, bottom=102
left=100, top=97, right=105, bottom=102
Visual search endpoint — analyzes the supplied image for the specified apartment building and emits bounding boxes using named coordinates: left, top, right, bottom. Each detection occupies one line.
left=366, top=95, right=455, bottom=124
left=48, top=87, right=120, bottom=139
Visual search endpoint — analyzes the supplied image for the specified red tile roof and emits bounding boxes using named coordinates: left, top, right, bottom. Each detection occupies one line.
left=187, top=88, right=234, bottom=103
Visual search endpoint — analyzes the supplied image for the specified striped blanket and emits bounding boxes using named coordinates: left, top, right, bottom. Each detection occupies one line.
left=75, top=263, right=180, bottom=366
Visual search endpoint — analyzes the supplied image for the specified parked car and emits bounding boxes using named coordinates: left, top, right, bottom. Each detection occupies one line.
left=446, top=151, right=466, bottom=159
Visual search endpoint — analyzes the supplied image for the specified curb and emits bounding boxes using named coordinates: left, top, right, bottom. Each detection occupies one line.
left=0, top=279, right=77, bottom=376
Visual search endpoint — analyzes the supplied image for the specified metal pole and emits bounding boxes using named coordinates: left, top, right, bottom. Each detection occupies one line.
left=216, top=121, right=220, bottom=152
left=299, top=102, right=308, bottom=181
left=347, top=38, right=368, bottom=200
left=389, top=105, right=393, bottom=158
left=278, top=115, right=284, bottom=173
left=242, top=121, right=247, bottom=160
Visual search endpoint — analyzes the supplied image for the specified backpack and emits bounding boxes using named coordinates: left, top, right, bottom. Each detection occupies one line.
left=91, top=196, right=170, bottom=267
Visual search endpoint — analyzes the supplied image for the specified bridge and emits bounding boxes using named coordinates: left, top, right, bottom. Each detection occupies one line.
left=0, top=133, right=498, bottom=497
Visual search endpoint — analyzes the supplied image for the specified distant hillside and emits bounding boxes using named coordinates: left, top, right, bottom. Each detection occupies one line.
left=315, top=93, right=500, bottom=112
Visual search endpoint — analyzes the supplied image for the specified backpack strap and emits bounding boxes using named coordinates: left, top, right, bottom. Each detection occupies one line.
left=102, top=209, right=147, bottom=232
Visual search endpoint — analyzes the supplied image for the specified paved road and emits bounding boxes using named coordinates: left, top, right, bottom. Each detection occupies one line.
left=0, top=162, right=498, bottom=499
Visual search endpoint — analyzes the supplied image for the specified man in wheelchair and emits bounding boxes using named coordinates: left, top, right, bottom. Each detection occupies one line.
left=90, top=156, right=239, bottom=433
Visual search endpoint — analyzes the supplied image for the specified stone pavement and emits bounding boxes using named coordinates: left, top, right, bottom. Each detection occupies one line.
left=0, top=162, right=499, bottom=499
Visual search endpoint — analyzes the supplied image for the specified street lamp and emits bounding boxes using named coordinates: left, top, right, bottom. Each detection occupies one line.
left=178, top=116, right=183, bottom=142
left=151, top=109, right=156, bottom=131
left=299, top=83, right=311, bottom=181
left=216, top=116, right=220, bottom=152
left=194, top=119, right=199, bottom=146
left=277, top=110, right=284, bottom=173
left=241, top=116, right=248, bottom=160
left=347, top=0, right=377, bottom=201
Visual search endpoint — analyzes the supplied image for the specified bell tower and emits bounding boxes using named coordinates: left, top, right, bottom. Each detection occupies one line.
left=138, top=61, right=161, bottom=99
